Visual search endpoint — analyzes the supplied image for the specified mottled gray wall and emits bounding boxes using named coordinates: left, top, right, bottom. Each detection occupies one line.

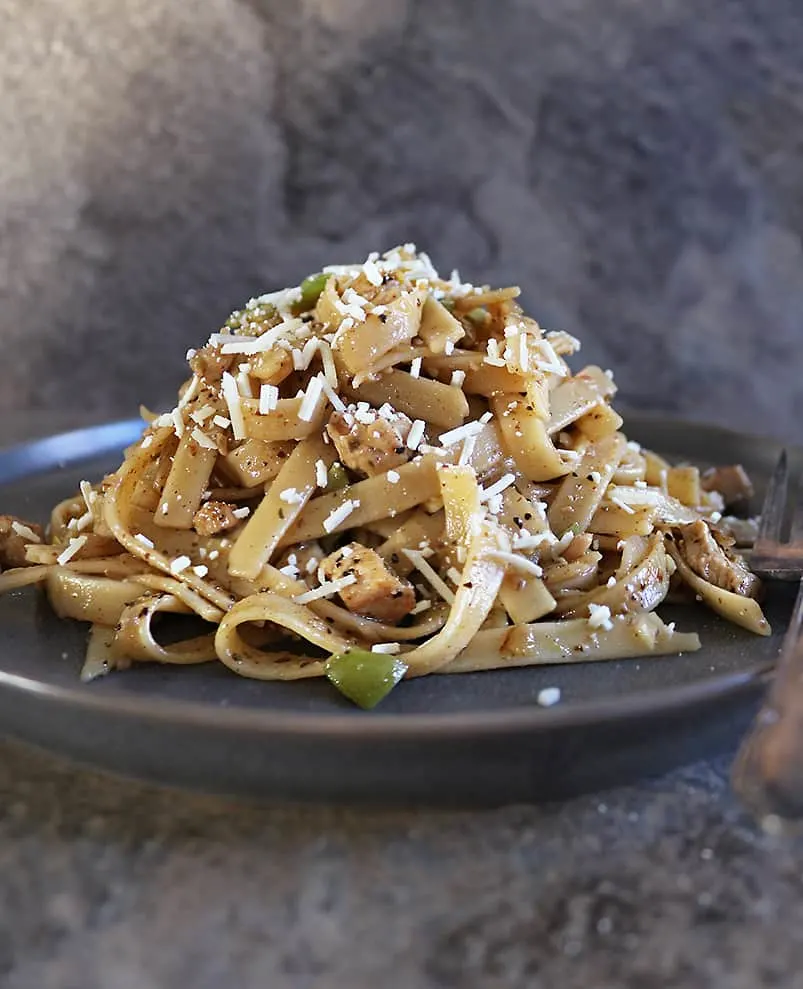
left=1, top=0, right=801, bottom=441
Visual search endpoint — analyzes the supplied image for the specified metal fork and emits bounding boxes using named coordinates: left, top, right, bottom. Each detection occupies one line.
left=732, top=450, right=803, bottom=822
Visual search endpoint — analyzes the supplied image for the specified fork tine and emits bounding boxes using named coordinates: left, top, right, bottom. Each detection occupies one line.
left=791, top=477, right=803, bottom=546
left=755, top=450, right=789, bottom=552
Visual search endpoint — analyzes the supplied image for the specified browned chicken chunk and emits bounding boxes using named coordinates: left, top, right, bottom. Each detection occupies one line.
left=192, top=500, right=240, bottom=537
left=676, top=520, right=760, bottom=598
left=701, top=464, right=754, bottom=509
left=319, top=541, right=416, bottom=622
left=325, top=409, right=412, bottom=478
left=0, top=515, right=44, bottom=569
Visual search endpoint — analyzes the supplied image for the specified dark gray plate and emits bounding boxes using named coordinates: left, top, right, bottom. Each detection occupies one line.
left=0, top=415, right=796, bottom=806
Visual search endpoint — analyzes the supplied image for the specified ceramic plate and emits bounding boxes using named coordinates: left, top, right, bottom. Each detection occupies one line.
left=0, top=415, right=796, bottom=805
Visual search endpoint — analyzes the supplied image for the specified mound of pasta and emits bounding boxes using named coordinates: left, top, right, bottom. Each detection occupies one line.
left=0, top=246, right=770, bottom=707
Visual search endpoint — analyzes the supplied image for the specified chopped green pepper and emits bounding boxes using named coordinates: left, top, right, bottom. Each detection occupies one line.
left=295, top=272, right=329, bottom=313
left=223, top=302, right=276, bottom=333
left=325, top=462, right=350, bottom=493
left=465, top=307, right=490, bottom=328
left=326, top=649, right=408, bottom=709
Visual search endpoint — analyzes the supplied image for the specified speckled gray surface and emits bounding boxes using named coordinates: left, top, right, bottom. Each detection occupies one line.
left=2, top=741, right=803, bottom=989
left=3, top=2, right=803, bottom=986
left=1, top=0, right=802, bottom=440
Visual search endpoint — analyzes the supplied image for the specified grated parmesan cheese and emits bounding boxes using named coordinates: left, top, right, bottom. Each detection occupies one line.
left=56, top=535, right=88, bottom=566
left=537, top=687, right=561, bottom=707
left=170, top=555, right=192, bottom=574
left=259, top=383, right=279, bottom=415
left=298, top=374, right=325, bottom=422
left=221, top=372, right=246, bottom=440
left=401, top=549, right=455, bottom=604
left=588, top=603, right=614, bottom=631
left=610, top=495, right=636, bottom=515
left=11, top=521, right=41, bottom=544
left=191, top=427, right=218, bottom=450
left=487, top=551, right=543, bottom=578
left=406, top=419, right=426, bottom=451
left=386, top=470, right=400, bottom=485
left=279, top=488, right=304, bottom=505
left=439, top=421, right=483, bottom=447
left=294, top=573, right=357, bottom=604
left=323, top=499, right=360, bottom=534
left=371, top=642, right=401, bottom=655
left=481, top=473, right=516, bottom=501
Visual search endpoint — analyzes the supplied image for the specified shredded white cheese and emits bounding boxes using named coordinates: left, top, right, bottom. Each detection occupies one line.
left=190, top=427, right=218, bottom=450
left=371, top=643, right=401, bottom=655
left=406, top=419, right=426, bottom=451
left=481, top=473, right=516, bottom=502
left=221, top=372, right=246, bottom=440
left=315, top=459, right=328, bottom=488
left=298, top=374, right=325, bottom=422
left=439, top=421, right=483, bottom=447
left=294, top=573, right=358, bottom=604
left=410, top=599, right=432, bottom=615
left=11, top=521, right=41, bottom=543
left=512, top=531, right=555, bottom=551
left=56, top=536, right=88, bottom=566
left=409, top=357, right=422, bottom=379
left=588, top=603, right=614, bottom=631
left=232, top=507, right=251, bottom=520
left=170, top=555, right=192, bottom=574
left=537, top=687, right=561, bottom=707
left=279, top=488, right=304, bottom=505
left=401, top=549, right=455, bottom=604
left=259, top=383, right=279, bottom=415
left=323, top=499, right=360, bottom=534
left=319, top=375, right=346, bottom=413
left=386, top=470, right=400, bottom=485
left=134, top=533, right=154, bottom=549
left=450, top=370, right=466, bottom=388
left=487, top=551, right=543, bottom=578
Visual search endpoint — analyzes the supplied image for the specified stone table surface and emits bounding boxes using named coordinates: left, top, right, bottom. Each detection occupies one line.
left=2, top=414, right=803, bottom=989
left=1, top=742, right=802, bottom=989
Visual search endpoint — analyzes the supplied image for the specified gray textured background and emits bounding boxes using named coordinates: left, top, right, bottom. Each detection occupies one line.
left=1, top=0, right=802, bottom=440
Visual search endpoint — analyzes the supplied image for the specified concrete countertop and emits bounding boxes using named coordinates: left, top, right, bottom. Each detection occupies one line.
left=1, top=741, right=801, bottom=989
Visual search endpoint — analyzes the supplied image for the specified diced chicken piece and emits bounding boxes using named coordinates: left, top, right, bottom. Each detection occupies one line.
left=320, top=541, right=416, bottom=622
left=676, top=520, right=760, bottom=598
left=0, top=515, right=44, bottom=569
left=701, top=464, right=754, bottom=509
left=192, top=500, right=239, bottom=537
left=325, top=410, right=412, bottom=478
left=189, top=346, right=237, bottom=384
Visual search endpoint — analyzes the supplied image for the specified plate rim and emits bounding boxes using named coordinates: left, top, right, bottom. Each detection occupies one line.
left=0, top=413, right=790, bottom=739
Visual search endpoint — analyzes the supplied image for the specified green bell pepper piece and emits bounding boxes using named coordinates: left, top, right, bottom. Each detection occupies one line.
left=325, top=462, right=349, bottom=492
left=296, top=272, right=329, bottom=313
left=326, top=648, right=408, bottom=709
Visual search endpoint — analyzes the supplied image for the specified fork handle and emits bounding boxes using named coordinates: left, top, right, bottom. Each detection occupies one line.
left=733, top=579, right=803, bottom=819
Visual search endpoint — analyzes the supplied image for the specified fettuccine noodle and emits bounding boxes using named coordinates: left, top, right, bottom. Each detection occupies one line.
left=0, top=246, right=769, bottom=705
